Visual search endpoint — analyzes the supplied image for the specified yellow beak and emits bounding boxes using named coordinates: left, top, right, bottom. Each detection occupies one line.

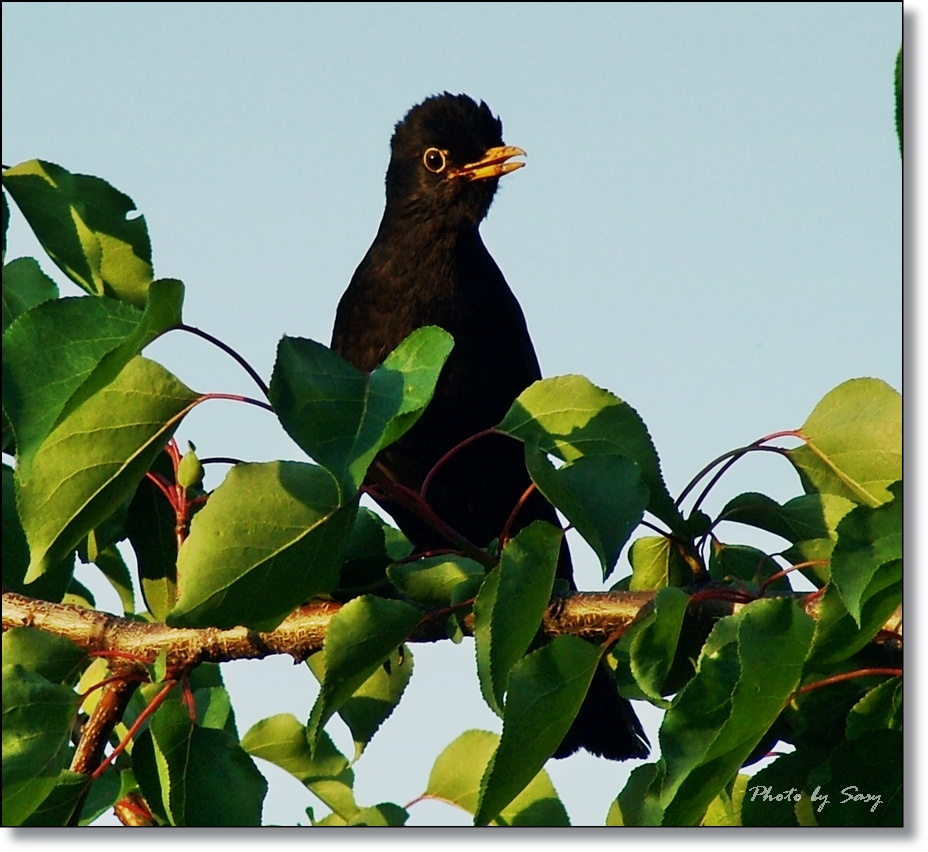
left=449, top=145, right=526, bottom=181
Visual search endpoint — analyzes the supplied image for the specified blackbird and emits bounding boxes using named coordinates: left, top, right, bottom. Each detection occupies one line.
left=332, top=92, right=647, bottom=760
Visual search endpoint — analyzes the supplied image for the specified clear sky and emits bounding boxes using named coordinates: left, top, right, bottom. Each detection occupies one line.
left=2, top=1, right=903, bottom=830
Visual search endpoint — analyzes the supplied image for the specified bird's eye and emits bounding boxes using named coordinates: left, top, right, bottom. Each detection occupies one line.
left=423, top=148, right=447, bottom=173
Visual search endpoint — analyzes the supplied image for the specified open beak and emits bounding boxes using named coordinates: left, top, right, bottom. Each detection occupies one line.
left=449, top=145, right=526, bottom=182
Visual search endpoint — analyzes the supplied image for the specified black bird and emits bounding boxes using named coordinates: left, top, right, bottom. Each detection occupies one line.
left=332, top=92, right=648, bottom=761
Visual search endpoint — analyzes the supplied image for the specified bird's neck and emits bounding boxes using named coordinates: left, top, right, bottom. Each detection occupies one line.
left=371, top=215, right=486, bottom=296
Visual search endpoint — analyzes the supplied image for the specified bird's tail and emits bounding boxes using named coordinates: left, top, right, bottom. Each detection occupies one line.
left=552, top=663, right=649, bottom=761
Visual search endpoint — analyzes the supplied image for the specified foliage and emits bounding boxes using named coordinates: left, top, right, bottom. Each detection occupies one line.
left=0, top=57, right=901, bottom=826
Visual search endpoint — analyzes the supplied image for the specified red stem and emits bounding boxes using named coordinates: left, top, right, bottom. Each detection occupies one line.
left=499, top=481, right=539, bottom=548
left=91, top=680, right=179, bottom=780
left=795, top=668, right=902, bottom=696
left=420, top=428, right=498, bottom=500
left=175, top=323, right=271, bottom=400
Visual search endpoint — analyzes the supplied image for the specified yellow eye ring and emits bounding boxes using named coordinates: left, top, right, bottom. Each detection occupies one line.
left=423, top=147, right=447, bottom=173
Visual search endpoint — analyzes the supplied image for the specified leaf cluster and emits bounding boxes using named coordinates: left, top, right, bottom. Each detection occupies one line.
left=1, top=145, right=901, bottom=828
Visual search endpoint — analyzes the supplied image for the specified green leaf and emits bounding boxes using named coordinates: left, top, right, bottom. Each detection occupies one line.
left=2, top=464, right=74, bottom=601
left=740, top=748, right=826, bottom=826
left=187, top=663, right=238, bottom=735
left=701, top=774, right=749, bottom=826
left=339, top=507, right=412, bottom=592
left=524, top=445, right=647, bottom=579
left=242, top=714, right=359, bottom=820
left=126, top=451, right=177, bottom=620
left=2, top=664, right=80, bottom=826
left=169, top=461, right=356, bottom=630
left=812, top=731, right=902, bottom=826
left=307, top=645, right=414, bottom=761
left=612, top=586, right=689, bottom=704
left=831, top=481, right=901, bottom=624
left=472, top=522, right=561, bottom=715
left=807, top=564, right=902, bottom=666
left=269, top=326, right=453, bottom=495
left=2, top=159, right=153, bottom=306
left=719, top=491, right=832, bottom=545
left=627, top=534, right=691, bottom=590
left=609, top=763, right=663, bottom=826
left=306, top=596, right=421, bottom=751
left=497, top=374, right=683, bottom=534
left=425, top=730, right=569, bottom=826
left=655, top=598, right=815, bottom=826
left=387, top=554, right=485, bottom=607
left=134, top=698, right=266, bottom=827
left=88, top=542, right=135, bottom=614
left=709, top=543, right=791, bottom=592
left=781, top=492, right=857, bottom=584
left=845, top=677, right=902, bottom=740
left=1, top=256, right=58, bottom=333
left=18, top=769, right=118, bottom=827
left=4, top=296, right=140, bottom=477
left=4, top=280, right=184, bottom=481
left=787, top=378, right=901, bottom=508
left=15, top=356, right=198, bottom=583
left=476, top=635, right=600, bottom=825
left=1, top=627, right=85, bottom=685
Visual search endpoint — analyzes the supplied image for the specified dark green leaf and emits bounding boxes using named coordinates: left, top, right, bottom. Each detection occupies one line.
left=845, top=677, right=902, bottom=740
left=3, top=281, right=184, bottom=482
left=612, top=586, right=688, bottom=704
left=655, top=598, right=815, bottom=826
left=497, top=374, right=683, bottom=534
left=740, top=748, right=827, bottom=826
left=169, top=461, right=357, bottom=630
left=135, top=698, right=266, bottom=826
left=1, top=627, right=85, bottom=685
left=270, top=327, right=453, bottom=495
left=524, top=445, right=647, bottom=579
left=1, top=256, right=58, bottom=332
left=476, top=635, right=600, bottom=825
left=424, top=729, right=569, bottom=826
left=339, top=507, right=412, bottom=592
left=831, top=481, right=901, bottom=624
left=808, top=564, right=902, bottom=666
left=126, top=451, right=177, bottom=620
left=720, top=491, right=833, bottom=545
left=306, top=596, right=421, bottom=751
left=16, top=356, right=199, bottom=583
left=787, top=378, right=901, bottom=507
left=609, top=763, right=663, bottom=826
left=18, top=769, right=120, bottom=827
left=812, top=731, right=902, bottom=826
left=307, top=645, right=414, bottom=761
left=709, top=543, right=791, bottom=592
left=2, top=160, right=153, bottom=305
left=2, top=464, right=74, bottom=601
left=473, top=522, right=561, bottom=715
left=1, top=664, right=80, bottom=826
left=388, top=554, right=485, bottom=607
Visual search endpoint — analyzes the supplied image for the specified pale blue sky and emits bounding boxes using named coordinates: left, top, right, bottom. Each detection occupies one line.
left=3, top=1, right=902, bottom=829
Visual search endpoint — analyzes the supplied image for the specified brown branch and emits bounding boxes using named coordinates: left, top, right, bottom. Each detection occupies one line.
left=70, top=671, right=141, bottom=775
left=2, top=589, right=902, bottom=670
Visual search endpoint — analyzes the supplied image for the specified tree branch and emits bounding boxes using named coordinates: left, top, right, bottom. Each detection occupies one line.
left=1, top=590, right=902, bottom=668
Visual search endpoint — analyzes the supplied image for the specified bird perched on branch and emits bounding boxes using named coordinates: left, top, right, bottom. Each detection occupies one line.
left=332, top=92, right=647, bottom=761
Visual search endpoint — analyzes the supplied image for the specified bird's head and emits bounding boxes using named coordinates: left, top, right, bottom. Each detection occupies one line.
left=384, top=93, right=525, bottom=228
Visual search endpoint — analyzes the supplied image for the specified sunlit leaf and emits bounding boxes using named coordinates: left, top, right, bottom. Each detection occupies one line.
left=170, top=461, right=356, bottom=631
